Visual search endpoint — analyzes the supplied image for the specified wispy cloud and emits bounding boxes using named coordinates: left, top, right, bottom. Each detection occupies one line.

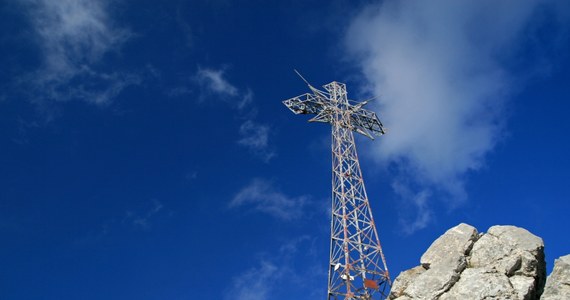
left=194, top=67, right=274, bottom=161
left=193, top=67, right=255, bottom=112
left=227, top=260, right=279, bottom=300
left=238, top=121, right=276, bottom=162
left=226, top=235, right=325, bottom=300
left=392, top=180, right=432, bottom=235
left=195, top=68, right=239, bottom=98
left=229, top=178, right=309, bottom=221
left=74, top=199, right=168, bottom=245
left=345, top=0, right=569, bottom=232
left=20, top=0, right=138, bottom=105
left=124, top=199, right=164, bottom=230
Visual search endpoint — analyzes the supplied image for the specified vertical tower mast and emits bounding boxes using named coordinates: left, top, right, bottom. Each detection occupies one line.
left=283, top=77, right=390, bottom=300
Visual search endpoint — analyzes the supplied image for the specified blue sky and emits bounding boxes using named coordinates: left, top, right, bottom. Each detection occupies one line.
left=1, top=1, right=569, bottom=299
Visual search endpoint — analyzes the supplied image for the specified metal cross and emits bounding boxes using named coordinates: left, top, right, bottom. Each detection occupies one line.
left=283, top=73, right=391, bottom=300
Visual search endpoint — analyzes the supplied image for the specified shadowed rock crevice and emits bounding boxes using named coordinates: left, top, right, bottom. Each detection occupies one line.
left=389, top=223, right=566, bottom=300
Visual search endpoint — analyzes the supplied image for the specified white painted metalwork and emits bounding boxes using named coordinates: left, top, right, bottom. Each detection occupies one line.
left=284, top=75, right=390, bottom=300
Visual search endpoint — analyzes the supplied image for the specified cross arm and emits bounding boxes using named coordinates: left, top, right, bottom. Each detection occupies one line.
left=350, top=108, right=386, bottom=139
left=282, top=93, right=325, bottom=115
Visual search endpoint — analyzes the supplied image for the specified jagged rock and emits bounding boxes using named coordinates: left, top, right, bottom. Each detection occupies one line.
left=420, top=223, right=478, bottom=269
left=392, top=224, right=475, bottom=300
left=488, top=226, right=543, bottom=254
left=542, top=254, right=570, bottom=299
left=510, top=275, right=536, bottom=300
left=439, top=268, right=516, bottom=299
left=470, top=233, right=518, bottom=274
left=398, top=264, right=459, bottom=300
left=470, top=225, right=545, bottom=282
left=388, top=223, right=549, bottom=300
left=389, top=266, right=425, bottom=299
left=490, top=226, right=545, bottom=280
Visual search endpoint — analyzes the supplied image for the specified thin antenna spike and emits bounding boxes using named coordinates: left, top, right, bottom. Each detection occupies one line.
left=294, top=69, right=312, bottom=87
left=365, top=95, right=379, bottom=102
left=293, top=69, right=327, bottom=99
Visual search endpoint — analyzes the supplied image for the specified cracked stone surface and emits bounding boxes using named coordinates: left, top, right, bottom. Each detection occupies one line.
left=542, top=254, right=570, bottom=299
left=401, top=256, right=464, bottom=300
left=470, top=226, right=545, bottom=280
left=388, top=223, right=551, bottom=300
left=389, top=266, right=425, bottom=299
left=510, top=275, right=536, bottom=300
left=439, top=268, right=516, bottom=299
left=420, top=223, right=478, bottom=269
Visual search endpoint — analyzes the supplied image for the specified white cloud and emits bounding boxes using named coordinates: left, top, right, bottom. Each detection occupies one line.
left=345, top=0, right=568, bottom=232
left=229, top=178, right=309, bottom=221
left=195, top=68, right=239, bottom=98
left=238, top=121, right=276, bottom=162
left=22, top=0, right=137, bottom=105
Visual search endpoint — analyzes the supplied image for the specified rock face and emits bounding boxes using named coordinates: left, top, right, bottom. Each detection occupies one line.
left=541, top=254, right=570, bottom=299
left=389, top=223, right=549, bottom=300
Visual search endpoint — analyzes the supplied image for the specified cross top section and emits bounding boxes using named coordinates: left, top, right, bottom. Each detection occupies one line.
left=282, top=79, right=386, bottom=139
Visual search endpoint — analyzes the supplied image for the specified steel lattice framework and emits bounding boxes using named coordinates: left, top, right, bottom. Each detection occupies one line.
left=283, top=76, right=391, bottom=300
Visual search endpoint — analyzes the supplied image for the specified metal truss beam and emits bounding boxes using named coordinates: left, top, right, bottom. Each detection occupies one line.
left=284, top=78, right=390, bottom=300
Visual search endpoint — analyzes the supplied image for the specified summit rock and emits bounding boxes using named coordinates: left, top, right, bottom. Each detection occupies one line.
left=388, top=223, right=567, bottom=300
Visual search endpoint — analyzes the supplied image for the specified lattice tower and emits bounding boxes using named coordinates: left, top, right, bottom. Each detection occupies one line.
left=283, top=75, right=391, bottom=300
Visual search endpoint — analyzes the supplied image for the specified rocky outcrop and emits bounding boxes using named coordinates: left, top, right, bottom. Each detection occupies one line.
left=541, top=254, right=570, bottom=299
left=389, top=223, right=549, bottom=300
left=389, top=223, right=476, bottom=299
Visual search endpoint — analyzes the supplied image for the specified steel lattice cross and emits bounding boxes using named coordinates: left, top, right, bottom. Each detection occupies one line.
left=283, top=78, right=391, bottom=300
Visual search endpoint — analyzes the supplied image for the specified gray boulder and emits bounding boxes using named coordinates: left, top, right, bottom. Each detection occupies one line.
left=390, top=224, right=477, bottom=300
left=468, top=225, right=546, bottom=299
left=389, top=266, right=425, bottom=299
left=401, top=260, right=461, bottom=300
left=420, top=223, right=478, bottom=269
left=541, top=254, right=570, bottom=299
left=439, top=268, right=517, bottom=299
left=388, top=223, right=547, bottom=300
